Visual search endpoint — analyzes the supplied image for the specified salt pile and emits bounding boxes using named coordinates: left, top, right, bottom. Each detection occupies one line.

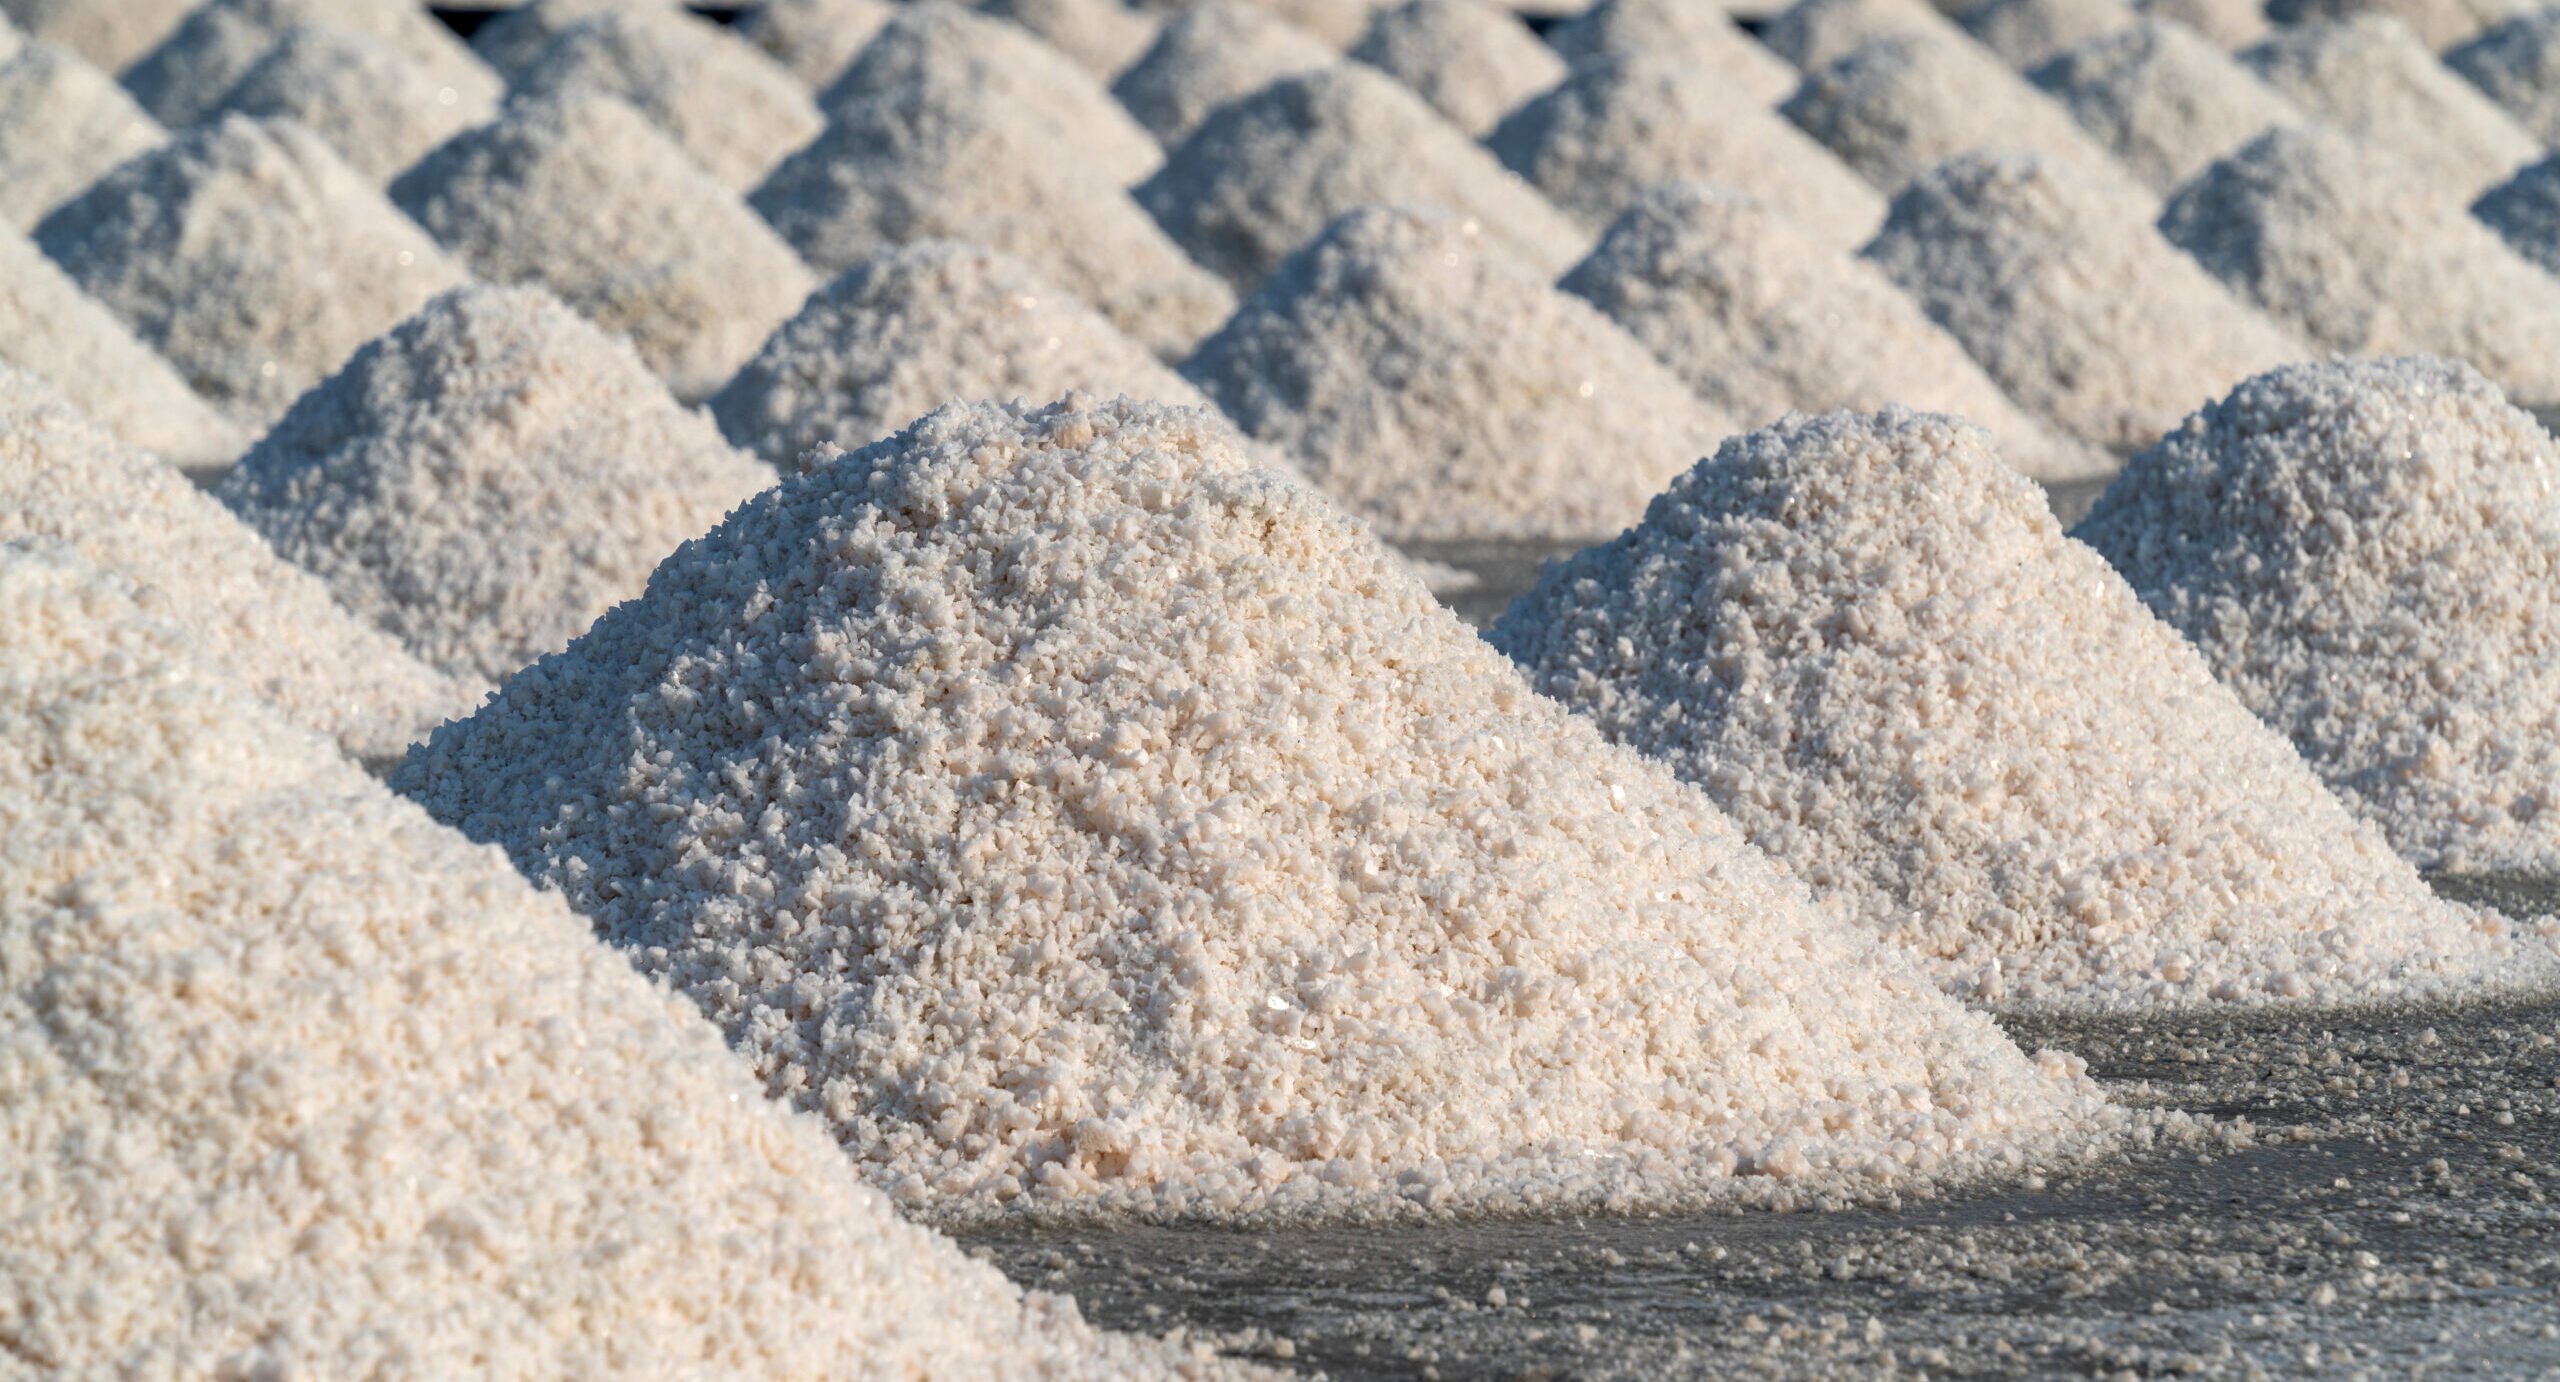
left=1560, top=183, right=2109, bottom=480
left=463, top=0, right=678, bottom=80
left=35, top=115, right=468, bottom=429
left=206, top=23, right=499, bottom=184
left=391, top=91, right=817, bottom=404
left=396, top=394, right=2107, bottom=1218
left=121, top=0, right=500, bottom=131
left=1135, top=65, right=1591, bottom=292
left=1864, top=151, right=2303, bottom=449
left=0, top=40, right=163, bottom=228
left=0, top=0, right=194, bottom=73
left=983, top=0, right=1164, bottom=79
left=740, top=0, right=897, bottom=89
left=1960, top=0, right=2136, bottom=69
left=2473, top=156, right=2560, bottom=275
left=1486, top=52, right=1889, bottom=250
left=1242, top=0, right=1393, bottom=47
left=1181, top=206, right=1731, bottom=541
left=1761, top=0, right=1965, bottom=74
left=2160, top=125, right=2560, bottom=406
left=2445, top=11, right=2560, bottom=144
left=2264, top=0, right=2527, bottom=50
left=2137, top=0, right=2269, bottom=46
left=0, top=543, right=1227, bottom=1381
left=1349, top=0, right=1566, bottom=136
left=1111, top=0, right=1336, bottom=145
left=1545, top=0, right=1805, bottom=106
left=711, top=240, right=1210, bottom=464
left=0, top=223, right=244, bottom=470
left=2240, top=14, right=2538, bottom=201
left=0, top=365, right=470, bottom=758
left=2027, top=18, right=2304, bottom=196
left=510, top=7, right=826, bottom=193
left=1487, top=408, right=2525, bottom=1006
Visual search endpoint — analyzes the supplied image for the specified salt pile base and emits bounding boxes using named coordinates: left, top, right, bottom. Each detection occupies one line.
left=982, top=0, right=1164, bottom=80
left=2076, top=355, right=2560, bottom=875
left=2263, top=0, right=2525, bottom=50
left=0, top=223, right=244, bottom=469
left=1112, top=1, right=1335, bottom=145
left=121, top=0, right=499, bottom=130
left=2445, top=11, right=2560, bottom=145
left=2027, top=18, right=2303, bottom=196
left=739, top=0, right=897, bottom=89
left=1761, top=0, right=1966, bottom=74
left=0, top=0, right=194, bottom=73
left=1349, top=0, right=1566, bottom=137
left=1545, top=0, right=1803, bottom=105
left=207, top=23, right=498, bottom=184
left=0, top=39, right=164, bottom=228
left=1960, top=0, right=2136, bottom=69
left=397, top=394, right=2108, bottom=1220
left=510, top=7, right=825, bottom=193
left=2240, top=14, right=2538, bottom=202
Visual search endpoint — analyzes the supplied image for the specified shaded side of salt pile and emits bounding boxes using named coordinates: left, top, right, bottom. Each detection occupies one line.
left=0, top=0, right=194, bottom=74
left=35, top=115, right=468, bottom=429
left=1488, top=408, right=2525, bottom=1006
left=2136, top=0, right=2268, bottom=46
left=1560, top=183, right=2110, bottom=479
left=2264, top=0, right=2529, bottom=50
left=1960, top=0, right=2135, bottom=68
left=1349, top=0, right=1566, bottom=135
left=392, top=91, right=815, bottom=404
left=206, top=23, right=499, bottom=184
left=712, top=241, right=1210, bottom=464
left=1544, top=0, right=1803, bottom=105
left=2241, top=14, right=2538, bottom=201
left=0, top=39, right=163, bottom=228
left=0, top=366, right=471, bottom=757
left=1763, top=0, right=1969, bottom=73
left=510, top=8, right=825, bottom=193
left=398, top=394, right=2106, bottom=1218
left=1487, top=52, right=1889, bottom=250
left=1865, top=151, right=2302, bottom=449
left=2028, top=18, right=2304, bottom=195
left=121, top=0, right=501, bottom=130
left=1113, top=1, right=1335, bottom=145
left=1136, top=65, right=1591, bottom=292
left=2446, top=11, right=2560, bottom=144
left=0, top=223, right=243, bottom=469
left=740, top=0, right=898, bottom=89
left=1182, top=206, right=1731, bottom=541
left=0, top=544, right=1225, bottom=1382
left=2160, top=125, right=2560, bottom=405
left=982, top=0, right=1165, bottom=79
left=2474, top=156, right=2560, bottom=274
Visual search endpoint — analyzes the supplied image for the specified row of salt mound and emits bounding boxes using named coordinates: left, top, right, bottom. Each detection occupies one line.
left=2163, top=125, right=2560, bottom=406
left=984, top=0, right=1167, bottom=79
left=2448, top=10, right=2560, bottom=144
left=2241, top=14, right=2538, bottom=202
left=1561, top=183, right=2110, bottom=480
left=1113, top=0, right=1335, bottom=145
left=1546, top=0, right=1804, bottom=105
left=1961, top=0, right=2137, bottom=68
left=1489, top=407, right=2527, bottom=1007
left=1183, top=206, right=1732, bottom=542
left=36, top=115, right=467, bottom=429
left=0, top=542, right=1234, bottom=1382
left=1761, top=0, right=1965, bottom=73
left=202, top=22, right=498, bottom=184
left=510, top=6, right=826, bottom=194
left=1349, top=0, right=1564, bottom=136
left=2136, top=0, right=2269, bottom=47
left=2079, top=356, right=2560, bottom=874
left=2266, top=0, right=2528, bottom=50
left=217, top=285, right=774, bottom=689
left=2028, top=18, right=2304, bottom=196
left=0, top=0, right=193, bottom=73
left=396, top=395, right=2107, bottom=1219
left=121, top=0, right=500, bottom=130
left=0, top=38, right=163, bottom=227
left=393, top=90, right=816, bottom=405
left=741, top=0, right=900, bottom=89
left=0, top=366, right=469, bottom=758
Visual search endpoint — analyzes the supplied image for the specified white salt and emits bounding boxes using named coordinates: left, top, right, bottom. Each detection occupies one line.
left=1545, top=0, right=1806, bottom=106
left=510, top=7, right=826, bottom=193
left=0, top=0, right=194, bottom=74
left=1864, top=150, right=2304, bottom=449
left=1960, top=0, right=2135, bottom=68
left=1111, top=0, right=1336, bottom=145
left=1560, top=183, right=2110, bottom=479
left=2264, top=0, right=2530, bottom=50
left=2077, top=356, right=2560, bottom=874
left=2447, top=11, right=2560, bottom=143
left=982, top=0, right=1166, bottom=79
left=0, top=39, right=164, bottom=228
left=2135, top=0, right=2268, bottom=46
left=34, top=114, right=468, bottom=429
left=391, top=90, right=817, bottom=404
left=121, top=0, right=500, bottom=130
left=1241, top=0, right=1394, bottom=47
left=395, top=393, right=2108, bottom=1218
left=469, top=0, right=684, bottom=79
left=2027, top=18, right=2305, bottom=196
left=1350, top=0, right=1567, bottom=135
left=206, top=23, right=500, bottom=184
left=2474, top=155, right=2560, bottom=275
left=739, top=0, right=898, bottom=89
left=1488, top=407, right=2530, bottom=1007
left=1181, top=206, right=1733, bottom=541
left=2241, top=14, right=2538, bottom=202
left=1762, top=0, right=1967, bottom=73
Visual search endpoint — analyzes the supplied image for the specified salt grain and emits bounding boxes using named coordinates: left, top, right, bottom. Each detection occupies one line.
left=2027, top=18, right=2304, bottom=196
left=982, top=0, right=1165, bottom=80
left=0, top=0, right=194, bottom=74
left=122, top=0, right=499, bottom=130
left=2241, top=14, right=2538, bottom=201
left=2444, top=10, right=2560, bottom=144
left=0, top=39, right=164, bottom=228
left=1545, top=0, right=1805, bottom=106
left=207, top=23, right=499, bottom=184
left=2264, top=0, right=2528, bottom=51
left=1762, top=0, right=1968, bottom=74
left=738, top=0, right=898, bottom=89
left=510, top=7, right=826, bottom=193
left=1112, top=0, right=1336, bottom=145
left=1350, top=0, right=1567, bottom=136
left=1960, top=0, right=2136, bottom=69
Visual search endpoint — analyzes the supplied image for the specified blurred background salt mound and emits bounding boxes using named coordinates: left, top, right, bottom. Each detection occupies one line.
left=1214, top=0, right=1393, bottom=47
left=2262, top=0, right=2524, bottom=50
left=2472, top=154, right=2560, bottom=272
left=465, top=0, right=674, bottom=79
left=1545, top=0, right=1803, bottom=103
left=121, top=0, right=499, bottom=129
left=2026, top=18, right=2304, bottom=195
left=2444, top=9, right=2560, bottom=143
left=2139, top=0, right=2269, bottom=45
left=505, top=6, right=823, bottom=191
left=1762, top=0, right=1966, bottom=74
left=205, top=22, right=497, bottom=183
left=1960, top=0, right=2137, bottom=69
left=0, top=0, right=194, bottom=73
left=1110, top=0, right=1333, bottom=144
left=984, top=0, right=1165, bottom=78
left=738, top=0, right=896, bottom=88
left=2240, top=13, right=2537, bottom=201
left=0, top=39, right=165, bottom=227
left=1348, top=0, right=1564, bottom=135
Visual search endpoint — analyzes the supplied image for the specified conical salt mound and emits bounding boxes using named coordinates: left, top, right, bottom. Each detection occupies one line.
left=2027, top=18, right=2304, bottom=196
left=983, top=0, right=1165, bottom=80
left=712, top=241, right=1211, bottom=464
left=2447, top=11, right=2560, bottom=144
left=2160, top=125, right=2560, bottom=406
left=1865, top=151, right=2302, bottom=449
left=396, top=395, right=2107, bottom=1218
left=1181, top=206, right=1732, bottom=542
left=216, top=286, right=774, bottom=688
left=1491, top=408, right=2532, bottom=1006
left=0, top=0, right=194, bottom=74
left=1487, top=52, right=1888, bottom=250
left=34, top=115, right=468, bottom=429
left=1112, top=1, right=1335, bottom=145
left=0, top=39, right=165, bottom=228
left=465, top=0, right=683, bottom=79
left=0, top=542, right=1230, bottom=1381
left=740, top=0, right=898, bottom=89
left=1545, top=0, right=1802, bottom=105
left=206, top=23, right=499, bottom=184
left=2138, top=0, right=2268, bottom=46
left=1348, top=0, right=1565, bottom=136
left=1761, top=0, right=1966, bottom=73
left=2241, top=14, right=2538, bottom=202
left=0, top=366, right=471, bottom=758
left=1960, top=0, right=2135, bottom=69
left=2077, top=356, right=2560, bottom=874
left=392, top=91, right=817, bottom=404
left=122, top=0, right=500, bottom=130
left=510, top=8, right=825, bottom=193
left=1561, top=183, right=2108, bottom=480
left=2264, top=0, right=2525, bottom=50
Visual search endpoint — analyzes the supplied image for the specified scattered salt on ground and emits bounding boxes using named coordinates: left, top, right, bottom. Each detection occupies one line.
left=1761, top=0, right=1967, bottom=74
left=2135, top=0, right=2268, bottom=45
left=206, top=23, right=498, bottom=184
left=2028, top=18, right=2304, bottom=196
left=2445, top=11, right=2560, bottom=144
left=739, top=0, right=897, bottom=88
left=2076, top=356, right=2560, bottom=874
left=0, top=543, right=1229, bottom=1381
left=1112, top=1, right=1336, bottom=145
left=1545, top=0, right=1802, bottom=106
left=392, top=91, right=816, bottom=404
left=0, top=223, right=244, bottom=469
left=1488, top=408, right=2529, bottom=1007
left=2264, top=0, right=2529, bottom=50
left=2474, top=156, right=2560, bottom=275
left=1960, top=0, right=2135, bottom=69
left=216, top=286, right=773, bottom=688
left=1487, top=52, right=1889, bottom=250
left=1239, top=0, right=1392, bottom=47
left=982, top=0, right=1164, bottom=79
left=396, top=394, right=2109, bottom=1219
left=0, top=365, right=471, bottom=757
left=0, top=41, right=162, bottom=228
left=122, top=0, right=500, bottom=130
left=711, top=240, right=1210, bottom=464
left=35, top=115, right=467, bottom=429
left=464, top=0, right=680, bottom=79
left=0, top=0, right=194, bottom=73
left=510, top=8, right=825, bottom=193
left=2160, top=125, right=2560, bottom=405
left=1135, top=65, right=1592, bottom=293
left=2241, top=14, right=2538, bottom=201
left=1560, top=183, right=2110, bottom=479
left=1349, top=0, right=1562, bottom=136
left=1865, top=151, right=2303, bottom=449
left=1181, top=206, right=1732, bottom=542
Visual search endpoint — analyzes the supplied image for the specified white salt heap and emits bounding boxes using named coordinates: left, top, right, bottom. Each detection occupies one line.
left=711, top=240, right=1210, bottom=464
left=1488, top=408, right=2529, bottom=1007
left=511, top=7, right=826, bottom=193
left=982, top=0, right=1165, bottom=79
left=2136, top=0, right=2268, bottom=46
left=2027, top=19, right=2304, bottom=196
left=0, top=365, right=470, bottom=758
left=2446, top=11, right=2560, bottom=144
left=207, top=23, right=499, bottom=184
left=740, top=0, right=898, bottom=89
left=34, top=115, right=468, bottom=429
left=2264, top=0, right=2527, bottom=50
left=2078, top=356, right=2560, bottom=874
left=1960, top=0, right=2135, bottom=68
left=1348, top=0, right=1565, bottom=136
left=2160, top=124, right=2560, bottom=405
left=1560, top=183, right=2109, bottom=480
left=0, top=542, right=1229, bottom=1381
left=1240, top=0, right=1393, bottom=47
left=391, top=91, right=817, bottom=404
left=396, top=393, right=2108, bottom=1218
left=1545, top=0, right=1804, bottom=106
left=121, top=0, right=500, bottom=130
left=1762, top=0, right=1966, bottom=73
left=1865, top=151, right=2303, bottom=449
left=1113, top=1, right=1335, bottom=145
left=0, top=39, right=164, bottom=228
left=466, top=0, right=683, bottom=80
left=0, top=0, right=194, bottom=73
left=2473, top=156, right=2560, bottom=275
left=0, top=223, right=244, bottom=470
left=2240, top=14, right=2538, bottom=201
left=1182, top=206, right=1732, bottom=541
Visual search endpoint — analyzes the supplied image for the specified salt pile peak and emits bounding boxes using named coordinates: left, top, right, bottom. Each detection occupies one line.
left=2027, top=18, right=2304, bottom=196
left=739, top=0, right=898, bottom=89
left=1762, top=0, right=1968, bottom=73
left=466, top=0, right=684, bottom=80
left=1239, top=0, right=1395, bottom=47
left=121, top=0, right=499, bottom=130
left=1111, top=0, right=1335, bottom=145
left=2241, top=13, right=2538, bottom=201
left=1960, top=0, right=2136, bottom=69
left=1560, top=183, right=2109, bottom=480
left=1545, top=0, right=1804, bottom=106
left=396, top=394, right=2107, bottom=1218
left=35, top=114, right=467, bottom=429
left=2446, top=10, right=2560, bottom=145
left=1489, top=407, right=2525, bottom=1007
left=981, top=0, right=1165, bottom=80
left=2135, top=0, right=2269, bottom=46
left=1182, top=206, right=1732, bottom=542
left=510, top=7, right=826, bottom=193
left=1349, top=0, right=1566, bottom=136
left=206, top=23, right=498, bottom=184
left=0, top=0, right=195, bottom=73
left=2077, top=356, right=2560, bottom=874
left=2264, top=0, right=2529, bottom=50
left=392, top=90, right=817, bottom=404
left=0, top=39, right=164, bottom=228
